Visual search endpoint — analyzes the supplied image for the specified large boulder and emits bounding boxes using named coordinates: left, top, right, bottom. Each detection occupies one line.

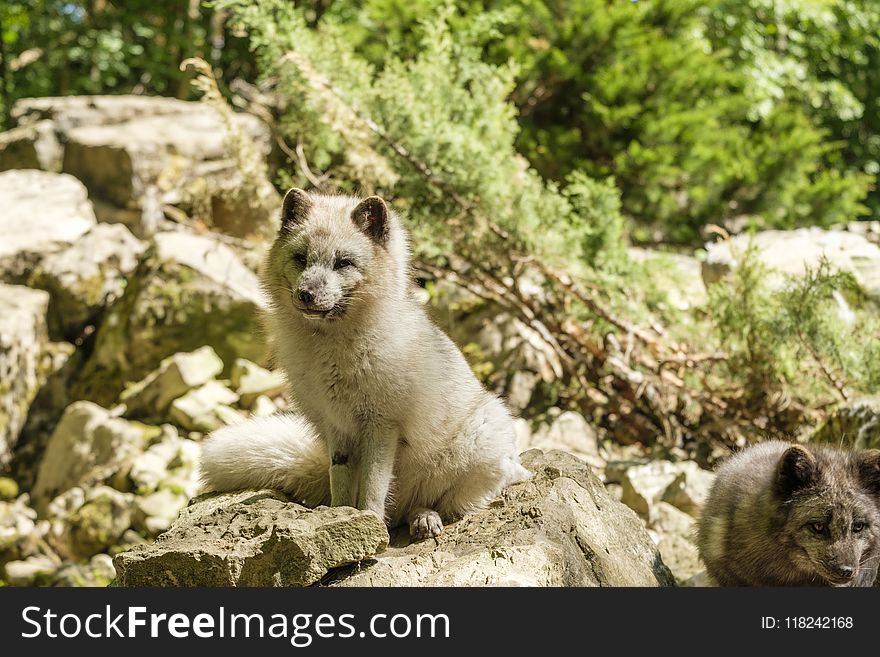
left=0, top=285, right=71, bottom=466
left=703, top=228, right=880, bottom=301
left=113, top=490, right=389, bottom=587
left=30, top=223, right=146, bottom=338
left=30, top=401, right=153, bottom=512
left=0, top=121, right=62, bottom=172
left=332, top=450, right=673, bottom=587
left=112, top=451, right=672, bottom=587
left=72, top=230, right=267, bottom=405
left=0, top=170, right=97, bottom=281
left=12, top=95, right=277, bottom=238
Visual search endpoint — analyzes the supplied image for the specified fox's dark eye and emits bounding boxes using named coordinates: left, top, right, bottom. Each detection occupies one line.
left=811, top=522, right=826, bottom=534
left=293, top=253, right=307, bottom=268
left=334, top=258, right=354, bottom=270
left=852, top=522, right=866, bottom=533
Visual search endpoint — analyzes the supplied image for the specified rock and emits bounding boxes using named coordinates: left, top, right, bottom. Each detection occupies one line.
left=0, top=477, right=19, bottom=501
left=230, top=358, right=286, bottom=408
left=168, top=381, right=240, bottom=433
left=703, top=228, right=880, bottom=301
left=334, top=450, right=674, bottom=587
left=30, top=401, right=150, bottom=511
left=51, top=553, right=116, bottom=587
left=0, top=121, right=62, bottom=172
left=0, top=285, right=53, bottom=465
left=683, top=571, right=713, bottom=587
left=655, top=534, right=702, bottom=585
left=628, top=247, right=707, bottom=311
left=73, top=229, right=267, bottom=406
left=4, top=554, right=59, bottom=586
left=512, top=417, right=532, bottom=452
left=0, top=495, right=39, bottom=559
left=649, top=501, right=696, bottom=539
left=812, top=398, right=880, bottom=450
left=0, top=170, right=96, bottom=281
left=526, top=411, right=603, bottom=469
left=31, top=223, right=146, bottom=338
left=128, top=428, right=199, bottom=495
left=660, top=466, right=715, bottom=517
left=506, top=370, right=540, bottom=413
left=113, top=490, right=389, bottom=587
left=132, top=489, right=189, bottom=537
left=647, top=503, right=701, bottom=584
left=250, top=395, right=280, bottom=417
left=620, top=461, right=714, bottom=518
left=11, top=95, right=275, bottom=237
left=13, top=95, right=203, bottom=131
left=121, top=347, right=225, bottom=419
left=65, top=486, right=134, bottom=558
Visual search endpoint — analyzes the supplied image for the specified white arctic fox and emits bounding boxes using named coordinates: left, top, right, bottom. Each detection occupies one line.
left=200, top=189, right=530, bottom=538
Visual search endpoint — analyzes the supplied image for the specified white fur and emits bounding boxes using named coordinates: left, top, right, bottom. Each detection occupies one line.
left=200, top=192, right=530, bottom=536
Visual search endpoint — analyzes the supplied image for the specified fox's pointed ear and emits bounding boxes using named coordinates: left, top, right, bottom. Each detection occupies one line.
left=351, top=196, right=389, bottom=245
left=857, top=449, right=880, bottom=496
left=776, top=445, right=817, bottom=498
left=281, top=188, right=312, bottom=232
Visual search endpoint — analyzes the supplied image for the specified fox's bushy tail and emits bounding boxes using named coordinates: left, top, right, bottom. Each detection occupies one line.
left=199, top=414, right=330, bottom=506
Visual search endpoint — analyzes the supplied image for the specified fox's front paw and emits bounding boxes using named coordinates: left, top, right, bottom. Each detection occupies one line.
left=409, top=509, right=443, bottom=539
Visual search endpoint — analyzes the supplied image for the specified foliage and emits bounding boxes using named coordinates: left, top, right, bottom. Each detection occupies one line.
left=707, top=245, right=880, bottom=404
left=220, top=0, right=628, bottom=276
left=320, top=0, right=876, bottom=241
left=0, top=0, right=255, bottom=127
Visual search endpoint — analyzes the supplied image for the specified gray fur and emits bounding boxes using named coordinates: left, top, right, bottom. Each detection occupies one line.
left=200, top=190, right=530, bottom=539
left=697, top=440, right=880, bottom=586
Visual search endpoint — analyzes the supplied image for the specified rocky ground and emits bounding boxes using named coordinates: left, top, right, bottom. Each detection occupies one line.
left=1, top=95, right=878, bottom=587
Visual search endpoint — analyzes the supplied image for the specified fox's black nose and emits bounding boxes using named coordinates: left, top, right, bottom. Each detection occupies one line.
left=298, top=290, right=314, bottom=305
left=834, top=565, right=854, bottom=579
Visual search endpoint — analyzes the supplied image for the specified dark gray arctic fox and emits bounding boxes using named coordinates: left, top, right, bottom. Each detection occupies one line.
left=697, top=440, right=880, bottom=586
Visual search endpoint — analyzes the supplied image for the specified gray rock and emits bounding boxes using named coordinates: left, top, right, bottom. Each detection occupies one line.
left=660, top=467, right=715, bottom=517
left=132, top=488, right=189, bottom=537
left=619, top=460, right=714, bottom=519
left=812, top=398, right=880, bottom=450
left=51, top=553, right=116, bottom=587
left=230, top=358, right=286, bottom=408
left=121, top=346, right=225, bottom=419
left=0, top=170, right=96, bottom=281
left=703, top=228, right=880, bottom=301
left=0, top=285, right=54, bottom=465
left=113, top=490, right=389, bottom=587
left=525, top=411, right=603, bottom=469
left=128, top=428, right=200, bottom=496
left=31, top=223, right=146, bottom=337
left=4, top=554, right=59, bottom=586
left=30, top=401, right=150, bottom=511
left=335, top=450, right=674, bottom=587
left=64, top=486, right=134, bottom=558
left=168, top=381, right=240, bottom=432
left=647, top=502, right=701, bottom=585
left=73, top=230, right=267, bottom=406
left=0, top=120, right=62, bottom=172
left=0, top=495, right=39, bottom=560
